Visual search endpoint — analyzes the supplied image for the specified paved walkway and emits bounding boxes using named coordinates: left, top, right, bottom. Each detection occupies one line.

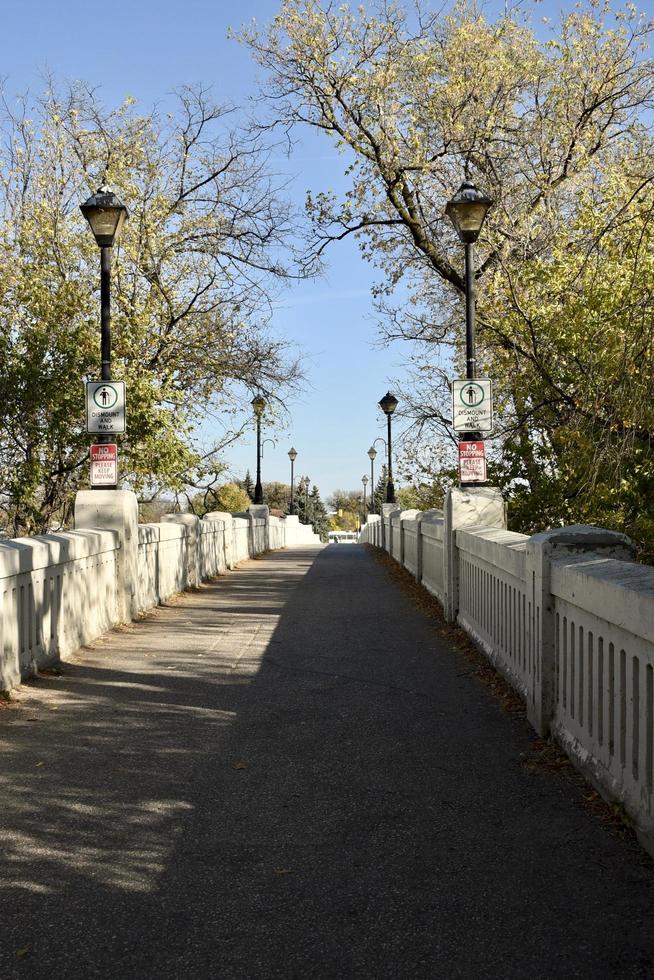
left=1, top=544, right=654, bottom=979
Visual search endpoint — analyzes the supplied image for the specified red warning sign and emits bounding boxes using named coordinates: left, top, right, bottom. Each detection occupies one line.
left=90, top=443, right=118, bottom=487
left=458, top=441, right=486, bottom=484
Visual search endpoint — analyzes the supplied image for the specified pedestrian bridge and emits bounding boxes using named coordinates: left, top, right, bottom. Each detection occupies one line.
left=2, top=484, right=654, bottom=863
left=1, top=527, right=654, bottom=977
left=3, top=481, right=654, bottom=852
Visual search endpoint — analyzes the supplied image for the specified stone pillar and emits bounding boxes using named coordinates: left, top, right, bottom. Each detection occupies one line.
left=204, top=512, right=234, bottom=570
left=381, top=503, right=395, bottom=554
left=249, top=504, right=270, bottom=553
left=525, top=525, right=634, bottom=737
left=443, top=486, right=506, bottom=623
left=398, top=509, right=420, bottom=570
left=75, top=490, right=139, bottom=624
left=162, top=514, right=201, bottom=588
left=414, top=512, right=425, bottom=584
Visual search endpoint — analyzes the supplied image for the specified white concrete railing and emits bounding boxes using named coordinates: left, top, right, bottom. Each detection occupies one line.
left=0, top=499, right=320, bottom=692
left=360, top=491, right=654, bottom=856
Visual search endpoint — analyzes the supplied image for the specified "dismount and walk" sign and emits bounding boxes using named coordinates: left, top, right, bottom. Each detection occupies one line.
left=452, top=378, right=493, bottom=433
left=86, top=381, right=126, bottom=434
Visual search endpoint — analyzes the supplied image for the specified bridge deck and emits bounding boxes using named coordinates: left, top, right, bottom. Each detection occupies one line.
left=1, top=544, right=653, bottom=978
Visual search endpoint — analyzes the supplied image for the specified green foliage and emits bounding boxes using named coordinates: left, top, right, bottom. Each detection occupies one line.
left=0, top=82, right=302, bottom=534
left=210, top=483, right=251, bottom=514
left=240, top=470, right=255, bottom=502
left=263, top=481, right=291, bottom=512
left=309, top=485, right=330, bottom=541
left=396, top=483, right=444, bottom=512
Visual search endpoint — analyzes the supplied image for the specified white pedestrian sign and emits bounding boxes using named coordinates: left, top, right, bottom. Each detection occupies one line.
left=86, top=381, right=126, bottom=434
left=452, top=378, right=493, bottom=433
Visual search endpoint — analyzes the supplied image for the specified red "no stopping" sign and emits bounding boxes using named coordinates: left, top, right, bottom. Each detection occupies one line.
left=458, top=441, right=486, bottom=483
left=90, top=443, right=118, bottom=487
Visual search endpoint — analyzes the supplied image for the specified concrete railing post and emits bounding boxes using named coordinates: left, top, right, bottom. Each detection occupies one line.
left=415, top=513, right=425, bottom=584
left=249, top=504, right=270, bottom=553
left=75, top=490, right=139, bottom=623
left=398, top=509, right=420, bottom=571
left=381, top=503, right=394, bottom=553
left=525, top=525, right=635, bottom=737
left=203, top=512, right=234, bottom=570
left=162, top=514, right=201, bottom=588
left=443, top=487, right=506, bottom=623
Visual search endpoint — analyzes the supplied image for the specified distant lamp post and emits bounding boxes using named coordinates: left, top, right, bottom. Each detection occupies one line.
left=80, top=185, right=128, bottom=445
left=288, top=447, right=298, bottom=514
left=251, top=395, right=266, bottom=504
left=362, top=475, right=369, bottom=522
left=367, top=446, right=377, bottom=515
left=304, top=477, right=310, bottom=524
left=445, top=179, right=492, bottom=486
left=378, top=392, right=398, bottom=504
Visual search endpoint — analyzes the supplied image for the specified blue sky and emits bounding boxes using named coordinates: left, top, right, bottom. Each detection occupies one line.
left=3, top=0, right=654, bottom=502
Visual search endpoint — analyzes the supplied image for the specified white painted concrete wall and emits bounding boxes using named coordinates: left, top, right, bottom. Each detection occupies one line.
left=360, top=494, right=654, bottom=856
left=0, top=530, right=119, bottom=690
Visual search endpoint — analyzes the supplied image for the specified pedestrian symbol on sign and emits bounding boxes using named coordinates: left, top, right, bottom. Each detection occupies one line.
left=460, top=382, right=484, bottom=407
left=93, top=385, right=118, bottom=410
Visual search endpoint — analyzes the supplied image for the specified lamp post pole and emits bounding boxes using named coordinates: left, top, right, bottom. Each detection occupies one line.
left=100, top=247, right=111, bottom=386
left=288, top=448, right=297, bottom=514
left=251, top=396, right=265, bottom=505
left=362, top=475, right=369, bottom=521
left=304, top=478, right=310, bottom=524
left=378, top=393, right=398, bottom=504
left=464, top=241, right=476, bottom=382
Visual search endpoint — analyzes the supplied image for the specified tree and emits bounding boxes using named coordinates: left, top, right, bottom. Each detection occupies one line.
left=327, top=489, right=363, bottom=514
left=309, top=484, right=330, bottom=540
left=0, top=81, right=303, bottom=534
left=208, top=482, right=252, bottom=515
left=263, top=481, right=291, bottom=512
left=371, top=467, right=388, bottom=516
left=240, top=470, right=255, bottom=502
left=242, top=1, right=654, bottom=555
left=295, top=475, right=311, bottom=524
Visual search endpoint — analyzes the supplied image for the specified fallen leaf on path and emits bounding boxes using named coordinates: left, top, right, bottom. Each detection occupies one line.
left=273, top=868, right=293, bottom=876
left=232, top=761, right=248, bottom=770
left=15, top=947, right=30, bottom=958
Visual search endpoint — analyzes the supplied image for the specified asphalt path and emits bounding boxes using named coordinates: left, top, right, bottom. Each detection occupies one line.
left=1, top=543, right=654, bottom=979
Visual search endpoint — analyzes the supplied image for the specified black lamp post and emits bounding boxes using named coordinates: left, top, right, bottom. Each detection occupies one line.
left=367, top=446, right=376, bottom=514
left=304, top=477, right=310, bottom=524
left=362, top=475, right=369, bottom=522
left=445, top=179, right=492, bottom=485
left=378, top=393, right=398, bottom=504
left=251, top=395, right=265, bottom=504
left=288, top=447, right=298, bottom=514
left=80, top=185, right=128, bottom=443
left=445, top=180, right=492, bottom=383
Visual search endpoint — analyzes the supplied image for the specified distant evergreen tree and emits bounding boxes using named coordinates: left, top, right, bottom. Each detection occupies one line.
left=240, top=470, right=255, bottom=501
left=295, top=476, right=310, bottom=524
left=309, top=485, right=330, bottom=542
left=372, top=465, right=388, bottom=514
